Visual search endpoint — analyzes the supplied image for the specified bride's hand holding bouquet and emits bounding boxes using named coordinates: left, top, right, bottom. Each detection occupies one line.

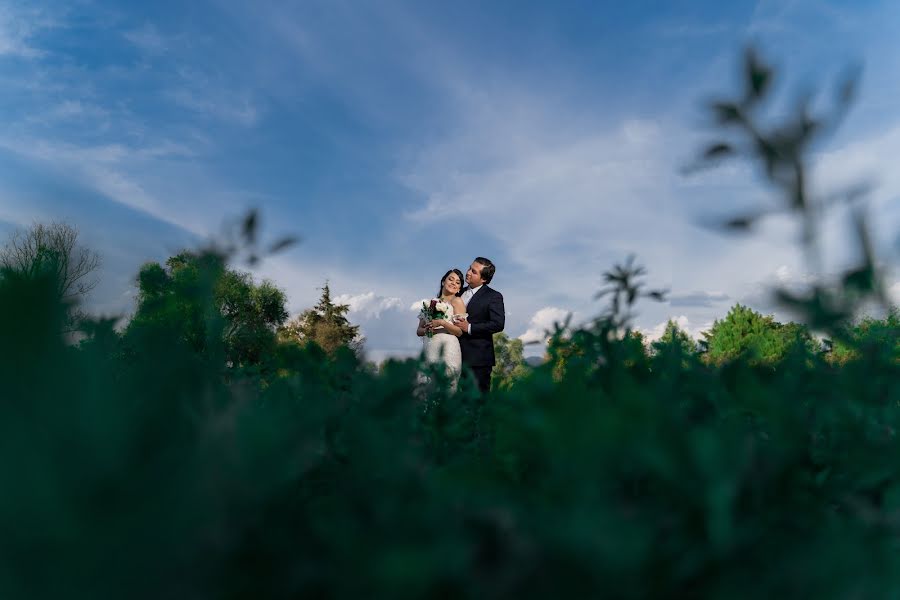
left=418, top=298, right=453, bottom=338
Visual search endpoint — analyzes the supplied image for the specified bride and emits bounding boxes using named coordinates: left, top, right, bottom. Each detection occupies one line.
left=416, top=268, right=467, bottom=387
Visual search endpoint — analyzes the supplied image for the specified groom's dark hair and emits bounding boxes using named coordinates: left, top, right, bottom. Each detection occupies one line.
left=474, top=257, right=495, bottom=284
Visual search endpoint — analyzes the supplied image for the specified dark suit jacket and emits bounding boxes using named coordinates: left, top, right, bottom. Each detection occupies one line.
left=459, top=285, right=505, bottom=367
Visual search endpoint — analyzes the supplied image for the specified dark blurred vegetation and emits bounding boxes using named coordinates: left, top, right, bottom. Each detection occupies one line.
left=2, top=48, right=900, bottom=599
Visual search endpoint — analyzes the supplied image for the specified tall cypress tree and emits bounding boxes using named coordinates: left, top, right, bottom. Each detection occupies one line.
left=280, top=282, right=361, bottom=354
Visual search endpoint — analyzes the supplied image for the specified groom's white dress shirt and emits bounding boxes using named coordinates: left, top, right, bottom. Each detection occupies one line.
left=462, top=284, right=482, bottom=307
left=462, top=284, right=482, bottom=334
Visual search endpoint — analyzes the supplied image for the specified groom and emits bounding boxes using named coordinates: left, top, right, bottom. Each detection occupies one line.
left=455, top=257, right=505, bottom=395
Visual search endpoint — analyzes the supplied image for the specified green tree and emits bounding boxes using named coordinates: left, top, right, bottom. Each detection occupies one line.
left=622, top=329, right=651, bottom=368
left=279, top=282, right=361, bottom=355
left=826, top=308, right=900, bottom=365
left=702, top=303, right=815, bottom=365
left=0, top=221, right=101, bottom=302
left=218, top=269, right=290, bottom=365
left=650, top=320, right=698, bottom=371
left=1, top=222, right=102, bottom=334
left=651, top=320, right=697, bottom=356
left=127, top=251, right=288, bottom=367
left=491, top=332, right=530, bottom=390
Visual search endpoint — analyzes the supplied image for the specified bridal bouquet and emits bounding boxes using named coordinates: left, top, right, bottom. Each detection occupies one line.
left=418, top=298, right=453, bottom=338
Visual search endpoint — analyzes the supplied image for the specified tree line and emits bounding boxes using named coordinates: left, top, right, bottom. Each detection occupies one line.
left=2, top=220, right=897, bottom=384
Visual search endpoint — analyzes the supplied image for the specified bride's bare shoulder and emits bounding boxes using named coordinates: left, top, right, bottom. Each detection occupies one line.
left=451, top=296, right=466, bottom=311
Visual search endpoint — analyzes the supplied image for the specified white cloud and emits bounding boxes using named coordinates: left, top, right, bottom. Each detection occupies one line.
left=773, top=264, right=817, bottom=286
left=402, top=113, right=689, bottom=295
left=641, top=315, right=712, bottom=343
left=0, top=5, right=55, bottom=58
left=334, top=291, right=402, bottom=318
left=889, top=281, right=900, bottom=305
left=814, top=119, right=900, bottom=253
left=519, top=307, right=572, bottom=346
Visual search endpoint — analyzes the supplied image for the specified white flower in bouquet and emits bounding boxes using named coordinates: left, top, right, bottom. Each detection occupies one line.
left=418, top=298, right=453, bottom=337
left=434, top=300, right=452, bottom=316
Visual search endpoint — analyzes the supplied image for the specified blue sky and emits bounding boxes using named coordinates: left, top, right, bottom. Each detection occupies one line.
left=2, top=0, right=900, bottom=360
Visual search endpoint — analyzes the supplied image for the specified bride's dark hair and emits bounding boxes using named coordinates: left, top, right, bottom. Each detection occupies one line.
left=438, top=269, right=465, bottom=298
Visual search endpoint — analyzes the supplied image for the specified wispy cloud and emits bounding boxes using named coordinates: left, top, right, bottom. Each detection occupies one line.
left=123, top=23, right=169, bottom=55
left=26, top=100, right=110, bottom=125
left=0, top=4, right=56, bottom=58
left=0, top=135, right=230, bottom=237
left=402, top=110, right=686, bottom=263
left=669, top=290, right=730, bottom=307
left=334, top=291, right=403, bottom=319
left=166, top=87, right=259, bottom=128
left=519, top=307, right=573, bottom=347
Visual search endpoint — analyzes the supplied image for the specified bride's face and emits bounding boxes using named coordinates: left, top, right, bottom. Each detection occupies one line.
left=443, top=272, right=461, bottom=296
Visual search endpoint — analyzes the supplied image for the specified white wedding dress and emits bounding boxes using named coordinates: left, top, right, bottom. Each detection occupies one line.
left=423, top=304, right=462, bottom=389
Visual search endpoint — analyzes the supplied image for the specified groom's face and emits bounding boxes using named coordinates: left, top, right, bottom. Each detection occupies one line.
left=466, top=261, right=484, bottom=288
